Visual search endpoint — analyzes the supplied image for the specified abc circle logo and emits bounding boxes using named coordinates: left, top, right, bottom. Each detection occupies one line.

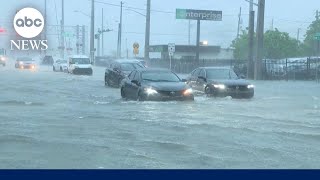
left=14, top=8, right=44, bottom=39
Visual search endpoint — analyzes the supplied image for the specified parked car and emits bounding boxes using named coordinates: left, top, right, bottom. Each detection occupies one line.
left=53, top=59, right=68, bottom=72
left=186, top=67, right=254, bottom=99
left=0, top=56, right=6, bottom=66
left=67, top=55, right=93, bottom=75
left=41, top=55, right=54, bottom=65
left=105, top=59, right=145, bottom=87
left=15, top=57, right=37, bottom=70
left=120, top=68, right=194, bottom=101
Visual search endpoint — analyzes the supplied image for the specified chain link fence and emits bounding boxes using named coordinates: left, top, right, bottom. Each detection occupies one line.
left=149, top=57, right=320, bottom=81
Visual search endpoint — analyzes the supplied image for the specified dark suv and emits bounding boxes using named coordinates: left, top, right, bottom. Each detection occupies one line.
left=105, top=60, right=145, bottom=88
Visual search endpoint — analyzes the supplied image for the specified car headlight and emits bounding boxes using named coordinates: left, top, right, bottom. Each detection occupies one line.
left=183, top=88, right=193, bottom=96
left=19, top=61, right=24, bottom=65
left=0, top=57, right=5, bottom=61
left=213, top=84, right=226, bottom=89
left=145, top=88, right=158, bottom=95
left=247, top=84, right=255, bottom=89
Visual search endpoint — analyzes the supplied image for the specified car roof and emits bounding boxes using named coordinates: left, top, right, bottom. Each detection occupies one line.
left=136, top=68, right=172, bottom=73
left=113, top=59, right=142, bottom=63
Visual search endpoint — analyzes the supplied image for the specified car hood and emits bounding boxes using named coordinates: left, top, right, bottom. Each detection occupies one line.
left=207, top=79, right=251, bottom=86
left=144, top=82, right=189, bottom=91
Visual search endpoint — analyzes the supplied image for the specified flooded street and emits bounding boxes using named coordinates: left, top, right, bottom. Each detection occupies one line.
left=0, top=65, right=320, bottom=169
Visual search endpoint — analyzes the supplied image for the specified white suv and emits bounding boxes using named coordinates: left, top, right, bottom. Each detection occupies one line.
left=67, top=55, right=93, bottom=75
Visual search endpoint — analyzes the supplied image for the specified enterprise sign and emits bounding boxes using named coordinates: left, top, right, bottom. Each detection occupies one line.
left=176, top=9, right=222, bottom=21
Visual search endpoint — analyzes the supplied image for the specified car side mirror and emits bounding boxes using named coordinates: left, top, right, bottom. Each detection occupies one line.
left=239, top=74, right=246, bottom=79
left=131, top=80, right=140, bottom=86
left=198, top=76, right=207, bottom=82
left=181, top=79, right=187, bottom=82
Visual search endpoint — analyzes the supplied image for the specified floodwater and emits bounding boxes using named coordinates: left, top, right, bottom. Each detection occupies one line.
left=0, top=63, right=320, bottom=169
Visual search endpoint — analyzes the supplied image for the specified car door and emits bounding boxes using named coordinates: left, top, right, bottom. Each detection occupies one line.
left=189, top=68, right=200, bottom=89
left=123, top=71, right=136, bottom=98
left=195, top=69, right=207, bottom=92
left=128, top=71, right=141, bottom=99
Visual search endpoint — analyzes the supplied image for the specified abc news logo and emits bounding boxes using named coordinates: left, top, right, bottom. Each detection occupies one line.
left=11, top=7, right=48, bottom=51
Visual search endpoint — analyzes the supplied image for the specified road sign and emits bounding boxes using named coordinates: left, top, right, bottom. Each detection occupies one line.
left=176, top=9, right=222, bottom=21
left=133, top=42, right=139, bottom=55
left=168, top=43, right=175, bottom=54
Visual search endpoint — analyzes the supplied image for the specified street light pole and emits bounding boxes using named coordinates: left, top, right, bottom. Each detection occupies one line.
left=90, top=0, right=95, bottom=64
left=145, top=0, right=151, bottom=61
left=101, top=8, right=104, bottom=56
left=118, top=1, right=124, bottom=58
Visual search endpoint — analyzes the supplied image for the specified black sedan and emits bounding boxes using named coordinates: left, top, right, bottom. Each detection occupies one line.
left=105, top=60, right=145, bottom=88
left=186, top=67, right=254, bottom=99
left=120, top=68, right=194, bottom=101
left=15, top=57, right=37, bottom=70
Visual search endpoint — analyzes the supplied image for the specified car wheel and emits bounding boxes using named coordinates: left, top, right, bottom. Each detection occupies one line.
left=137, top=91, right=146, bottom=101
left=53, top=66, right=56, bottom=72
left=105, top=77, right=110, bottom=86
left=121, top=88, right=126, bottom=99
left=60, top=67, right=63, bottom=72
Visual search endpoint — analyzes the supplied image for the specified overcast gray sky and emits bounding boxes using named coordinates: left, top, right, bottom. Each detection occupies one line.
left=0, top=0, right=319, bottom=56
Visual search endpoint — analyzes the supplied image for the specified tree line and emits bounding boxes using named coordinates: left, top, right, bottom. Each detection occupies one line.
left=231, top=15, right=320, bottom=60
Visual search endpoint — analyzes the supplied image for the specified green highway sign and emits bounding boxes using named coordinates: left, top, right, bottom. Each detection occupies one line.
left=176, top=9, right=222, bottom=21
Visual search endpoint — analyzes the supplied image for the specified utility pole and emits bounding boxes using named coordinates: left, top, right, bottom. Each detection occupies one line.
left=76, top=25, right=80, bottom=55
left=248, top=10, right=255, bottom=79
left=101, top=8, right=104, bottom=56
left=297, top=28, right=300, bottom=42
left=82, top=25, right=86, bottom=55
left=255, top=0, right=265, bottom=80
left=196, top=19, right=201, bottom=64
left=237, top=7, right=242, bottom=39
left=44, top=0, right=47, bottom=55
left=145, top=0, right=151, bottom=61
left=247, top=0, right=255, bottom=79
left=90, top=0, right=95, bottom=64
left=188, top=20, right=191, bottom=45
left=61, top=0, right=65, bottom=59
left=118, top=1, right=124, bottom=58
left=270, top=18, right=274, bottom=30
left=97, top=28, right=100, bottom=57
left=117, top=23, right=121, bottom=58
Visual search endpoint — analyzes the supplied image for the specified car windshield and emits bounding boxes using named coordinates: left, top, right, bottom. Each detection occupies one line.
left=71, top=58, right=90, bottom=64
left=18, top=57, right=33, bottom=61
left=206, top=69, right=238, bottom=79
left=142, top=71, right=181, bottom=82
left=120, top=63, right=143, bottom=71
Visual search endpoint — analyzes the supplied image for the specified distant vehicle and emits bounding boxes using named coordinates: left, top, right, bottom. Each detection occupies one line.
left=0, top=48, right=7, bottom=67
left=41, top=55, right=54, bottom=65
left=67, top=55, right=93, bottom=75
left=105, top=59, right=145, bottom=87
left=120, top=68, right=194, bottom=101
left=0, top=56, right=6, bottom=66
left=186, top=67, right=254, bottom=99
left=53, top=59, right=68, bottom=72
left=15, top=57, right=37, bottom=70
